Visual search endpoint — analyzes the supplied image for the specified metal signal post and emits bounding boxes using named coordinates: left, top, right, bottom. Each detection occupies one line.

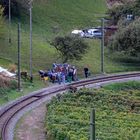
left=90, top=109, right=95, bottom=140
left=101, top=18, right=105, bottom=74
left=9, top=0, right=11, bottom=43
left=29, top=1, right=33, bottom=82
left=17, top=23, right=21, bottom=91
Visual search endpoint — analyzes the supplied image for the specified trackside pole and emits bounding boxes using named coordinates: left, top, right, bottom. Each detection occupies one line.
left=101, top=18, right=104, bottom=74
left=29, top=1, right=33, bottom=83
left=90, top=108, right=95, bottom=140
left=18, top=23, right=21, bottom=91
left=9, top=0, right=11, bottom=43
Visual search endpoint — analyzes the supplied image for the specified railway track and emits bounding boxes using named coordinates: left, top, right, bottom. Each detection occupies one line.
left=0, top=72, right=140, bottom=140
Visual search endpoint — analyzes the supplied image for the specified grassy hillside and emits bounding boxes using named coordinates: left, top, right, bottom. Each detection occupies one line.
left=0, top=0, right=140, bottom=76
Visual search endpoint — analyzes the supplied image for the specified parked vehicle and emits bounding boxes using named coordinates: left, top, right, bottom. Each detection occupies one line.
left=71, top=28, right=102, bottom=39
left=83, top=28, right=102, bottom=38
left=71, top=30, right=84, bottom=37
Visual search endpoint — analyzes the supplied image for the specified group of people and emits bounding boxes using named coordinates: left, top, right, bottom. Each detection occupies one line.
left=39, top=63, right=77, bottom=84
left=39, top=63, right=90, bottom=84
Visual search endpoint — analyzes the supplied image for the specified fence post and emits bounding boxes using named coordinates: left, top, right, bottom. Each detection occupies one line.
left=90, top=108, right=95, bottom=140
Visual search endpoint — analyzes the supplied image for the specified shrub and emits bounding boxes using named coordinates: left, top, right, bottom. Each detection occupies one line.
left=8, top=64, right=17, bottom=73
left=0, top=75, right=17, bottom=89
left=0, top=75, right=11, bottom=88
left=45, top=84, right=140, bottom=140
left=108, top=18, right=140, bottom=56
left=9, top=80, right=17, bottom=89
left=0, top=5, right=6, bottom=38
left=0, top=0, right=29, bottom=18
left=108, top=0, right=140, bottom=25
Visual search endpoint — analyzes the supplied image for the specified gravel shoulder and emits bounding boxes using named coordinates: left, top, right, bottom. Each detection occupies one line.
left=14, top=104, right=46, bottom=140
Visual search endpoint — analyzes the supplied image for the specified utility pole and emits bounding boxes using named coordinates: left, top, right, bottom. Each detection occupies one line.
left=9, top=0, right=11, bottom=43
left=90, top=109, right=95, bottom=140
left=17, top=23, right=21, bottom=91
left=101, top=18, right=105, bottom=73
left=29, top=0, right=33, bottom=83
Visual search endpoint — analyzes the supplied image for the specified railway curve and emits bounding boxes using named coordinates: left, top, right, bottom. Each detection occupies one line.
left=0, top=72, right=140, bottom=140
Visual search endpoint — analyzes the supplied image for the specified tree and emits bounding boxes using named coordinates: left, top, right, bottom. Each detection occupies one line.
left=0, top=0, right=30, bottom=18
left=108, top=0, right=140, bottom=25
left=108, top=2, right=135, bottom=25
left=0, top=5, right=6, bottom=39
left=51, top=36, right=89, bottom=63
left=108, top=18, right=140, bottom=56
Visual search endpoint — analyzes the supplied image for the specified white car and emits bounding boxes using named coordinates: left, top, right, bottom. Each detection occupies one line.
left=71, top=30, right=84, bottom=37
left=84, top=29, right=102, bottom=38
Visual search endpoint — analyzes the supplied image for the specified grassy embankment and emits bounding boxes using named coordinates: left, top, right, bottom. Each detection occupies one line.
left=1, top=0, right=140, bottom=74
left=0, top=0, right=140, bottom=105
left=0, top=0, right=106, bottom=105
left=45, top=81, right=140, bottom=140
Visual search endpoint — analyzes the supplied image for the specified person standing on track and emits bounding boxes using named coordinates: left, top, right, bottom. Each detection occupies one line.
left=84, top=67, right=89, bottom=78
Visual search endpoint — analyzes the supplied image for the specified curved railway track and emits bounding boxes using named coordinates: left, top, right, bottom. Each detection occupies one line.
left=0, top=72, right=140, bottom=140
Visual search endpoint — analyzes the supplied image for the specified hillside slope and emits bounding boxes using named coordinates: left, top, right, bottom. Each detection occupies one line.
left=0, top=0, right=107, bottom=71
left=0, top=0, right=140, bottom=75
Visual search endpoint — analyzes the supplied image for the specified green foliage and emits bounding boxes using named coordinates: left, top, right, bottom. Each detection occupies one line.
left=9, top=80, right=17, bottom=89
left=0, top=87, right=9, bottom=101
left=0, top=0, right=30, bottom=18
left=0, top=79, right=46, bottom=105
left=108, top=0, right=140, bottom=25
left=0, top=0, right=111, bottom=75
left=103, top=81, right=140, bottom=91
left=1, top=0, right=140, bottom=74
left=108, top=18, right=140, bottom=56
left=51, top=36, right=89, bottom=63
left=0, top=79, right=17, bottom=101
left=0, top=5, right=5, bottom=38
left=45, top=82, right=140, bottom=140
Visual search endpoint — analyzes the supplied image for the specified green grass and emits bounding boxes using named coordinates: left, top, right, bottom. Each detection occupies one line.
left=0, top=0, right=140, bottom=76
left=0, top=57, right=14, bottom=68
left=45, top=82, right=140, bottom=140
left=0, top=0, right=140, bottom=106
left=0, top=80, right=47, bottom=106
left=103, top=81, right=140, bottom=91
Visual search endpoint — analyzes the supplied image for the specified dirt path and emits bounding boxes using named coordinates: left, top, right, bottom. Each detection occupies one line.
left=14, top=104, right=46, bottom=140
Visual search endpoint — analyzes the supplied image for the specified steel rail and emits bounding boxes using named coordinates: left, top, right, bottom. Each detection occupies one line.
left=1, top=98, right=40, bottom=140
left=70, top=73, right=140, bottom=88
left=69, top=72, right=140, bottom=87
left=0, top=86, right=67, bottom=140
left=0, top=72, right=140, bottom=140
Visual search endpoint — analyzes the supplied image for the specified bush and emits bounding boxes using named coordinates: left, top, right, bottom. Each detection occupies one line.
left=0, top=87, right=9, bottom=101
left=8, top=64, right=17, bottom=73
left=108, top=0, right=140, bottom=25
left=0, top=75, right=17, bottom=89
left=9, top=80, right=17, bottom=89
left=108, top=18, right=140, bottom=56
left=108, top=2, right=135, bottom=25
left=0, top=0, right=30, bottom=18
left=45, top=84, right=140, bottom=140
left=0, top=5, right=6, bottom=38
